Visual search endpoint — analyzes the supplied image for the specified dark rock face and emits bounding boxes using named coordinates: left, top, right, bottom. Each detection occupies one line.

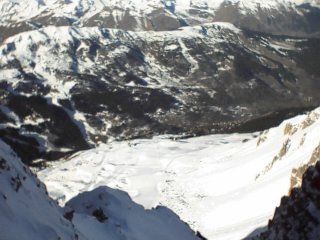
left=0, top=1, right=320, bottom=167
left=251, top=161, right=320, bottom=240
left=0, top=93, right=90, bottom=165
left=1, top=24, right=320, bottom=164
left=92, top=208, right=108, bottom=223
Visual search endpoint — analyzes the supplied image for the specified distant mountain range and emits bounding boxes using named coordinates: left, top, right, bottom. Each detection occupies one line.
left=1, top=0, right=320, bottom=42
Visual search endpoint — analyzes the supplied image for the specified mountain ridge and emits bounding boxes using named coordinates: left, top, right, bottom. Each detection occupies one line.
left=1, top=23, right=320, bottom=164
left=1, top=0, right=320, bottom=43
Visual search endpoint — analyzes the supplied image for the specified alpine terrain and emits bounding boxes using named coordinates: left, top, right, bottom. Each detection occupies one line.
left=0, top=0, right=320, bottom=239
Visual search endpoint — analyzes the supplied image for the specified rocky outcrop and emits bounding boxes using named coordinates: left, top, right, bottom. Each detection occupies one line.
left=252, top=160, right=320, bottom=240
left=290, top=144, right=320, bottom=190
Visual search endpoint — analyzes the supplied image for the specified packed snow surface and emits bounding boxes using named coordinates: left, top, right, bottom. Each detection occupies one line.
left=39, top=107, right=320, bottom=239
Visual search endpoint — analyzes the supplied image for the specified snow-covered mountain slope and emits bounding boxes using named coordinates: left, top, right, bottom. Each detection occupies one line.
left=0, top=139, right=202, bottom=240
left=64, top=186, right=203, bottom=240
left=0, top=140, right=82, bottom=240
left=1, top=23, right=320, bottom=164
left=38, top=107, right=320, bottom=240
left=0, top=0, right=320, bottom=42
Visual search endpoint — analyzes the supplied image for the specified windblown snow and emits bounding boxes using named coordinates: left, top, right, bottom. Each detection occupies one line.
left=39, top=107, right=320, bottom=239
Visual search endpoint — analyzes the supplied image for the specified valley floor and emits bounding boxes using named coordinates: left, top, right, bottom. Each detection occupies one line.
left=39, top=108, right=320, bottom=239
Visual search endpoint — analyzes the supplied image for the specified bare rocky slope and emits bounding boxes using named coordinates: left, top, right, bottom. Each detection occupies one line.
left=1, top=24, right=320, bottom=164
left=248, top=160, right=320, bottom=240
left=1, top=0, right=320, bottom=164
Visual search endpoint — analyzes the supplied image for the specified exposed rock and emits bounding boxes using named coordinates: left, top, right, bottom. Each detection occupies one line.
left=92, top=208, right=108, bottom=223
left=290, top=144, right=320, bottom=190
left=1, top=24, right=320, bottom=164
left=252, top=160, right=320, bottom=240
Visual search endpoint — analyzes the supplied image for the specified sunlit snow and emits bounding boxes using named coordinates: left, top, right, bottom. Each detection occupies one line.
left=39, top=107, right=320, bottom=239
